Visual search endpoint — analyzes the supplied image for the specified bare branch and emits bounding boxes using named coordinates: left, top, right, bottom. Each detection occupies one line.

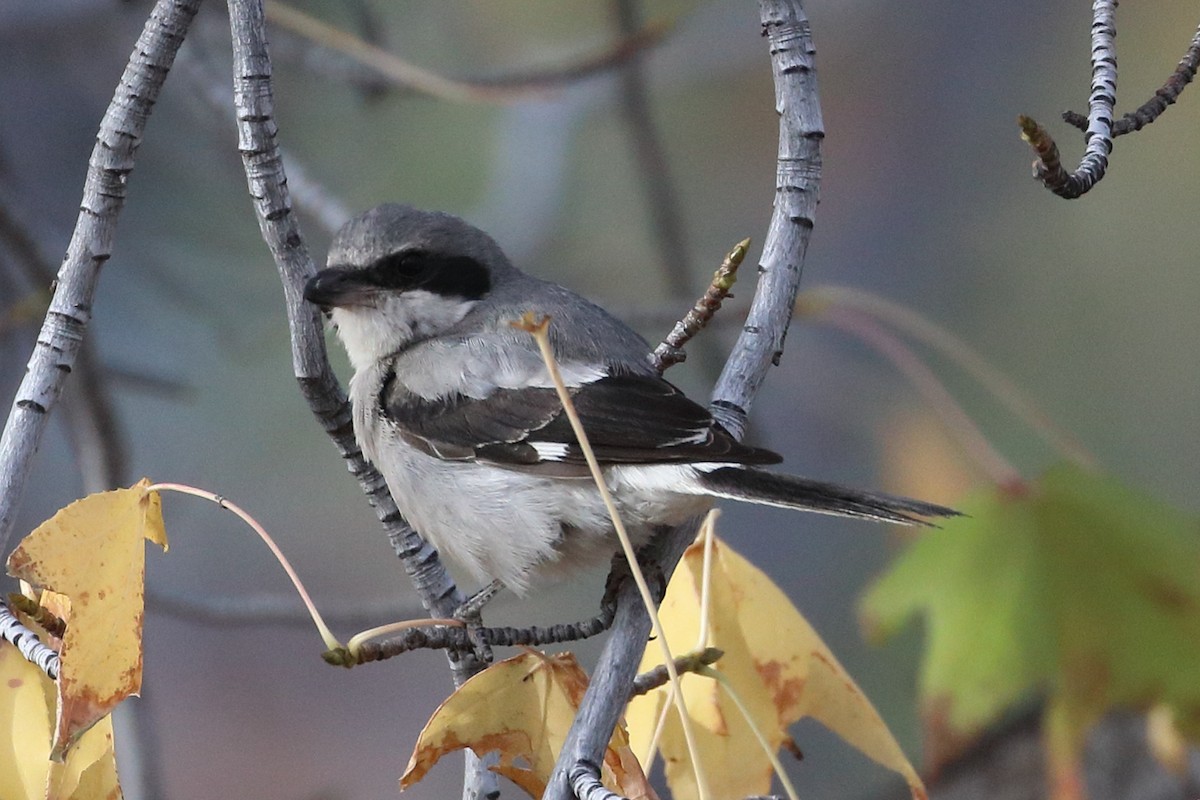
left=266, top=1, right=668, bottom=104
left=1018, top=1, right=1116, bottom=199
left=547, top=2, right=825, bottom=796
left=710, top=0, right=824, bottom=439
left=1063, top=21, right=1200, bottom=138
left=224, top=2, right=494, bottom=795
left=172, top=45, right=353, bottom=236
left=613, top=0, right=695, bottom=303
left=629, top=646, right=724, bottom=696
left=0, top=193, right=128, bottom=494
left=0, top=0, right=201, bottom=554
left=225, top=0, right=474, bottom=658
left=651, top=238, right=748, bottom=373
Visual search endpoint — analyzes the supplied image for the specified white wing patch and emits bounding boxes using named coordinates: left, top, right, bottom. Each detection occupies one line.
left=530, top=441, right=570, bottom=460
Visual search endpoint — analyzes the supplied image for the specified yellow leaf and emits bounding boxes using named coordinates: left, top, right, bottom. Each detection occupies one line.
left=628, top=536, right=924, bottom=800
left=6, top=479, right=167, bottom=760
left=0, top=641, right=122, bottom=800
left=401, top=650, right=654, bottom=799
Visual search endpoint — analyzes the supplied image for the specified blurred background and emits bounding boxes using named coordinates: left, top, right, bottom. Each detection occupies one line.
left=2, top=1, right=1198, bottom=798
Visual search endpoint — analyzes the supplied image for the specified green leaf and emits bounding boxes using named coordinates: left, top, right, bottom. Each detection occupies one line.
left=862, top=462, right=1200, bottom=756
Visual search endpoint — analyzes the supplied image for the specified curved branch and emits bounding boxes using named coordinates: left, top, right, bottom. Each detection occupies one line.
left=266, top=1, right=668, bottom=104
left=613, top=0, right=694, bottom=302
left=710, top=0, right=823, bottom=437
left=546, top=2, right=824, bottom=796
left=0, top=192, right=128, bottom=494
left=224, top=1, right=495, bottom=795
left=0, top=0, right=201, bottom=554
left=1063, top=21, right=1200, bottom=138
left=1019, top=0, right=1116, bottom=199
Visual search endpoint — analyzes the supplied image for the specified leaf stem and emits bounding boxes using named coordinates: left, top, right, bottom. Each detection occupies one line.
left=516, top=314, right=712, bottom=800
left=145, top=483, right=341, bottom=651
left=815, top=309, right=1027, bottom=491
left=697, top=664, right=801, bottom=800
left=802, top=286, right=1096, bottom=468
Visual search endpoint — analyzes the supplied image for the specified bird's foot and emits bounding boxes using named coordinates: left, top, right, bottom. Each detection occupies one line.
left=452, top=580, right=506, bottom=664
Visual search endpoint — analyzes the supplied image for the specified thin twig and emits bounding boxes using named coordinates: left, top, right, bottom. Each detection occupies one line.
left=629, top=647, right=724, bottom=696
left=0, top=0, right=202, bottom=555
left=546, top=3, right=824, bottom=798
left=1063, top=22, right=1200, bottom=137
left=342, top=608, right=618, bottom=667
left=147, top=482, right=341, bottom=649
left=1018, top=0, right=1117, bottom=199
left=224, top=4, right=494, bottom=796
left=696, top=664, right=801, bottom=800
left=613, top=0, right=698, bottom=317
left=518, top=312, right=712, bottom=800
left=801, top=285, right=1097, bottom=468
left=651, top=238, right=748, bottom=373
left=820, top=307, right=1026, bottom=490
left=266, top=1, right=668, bottom=104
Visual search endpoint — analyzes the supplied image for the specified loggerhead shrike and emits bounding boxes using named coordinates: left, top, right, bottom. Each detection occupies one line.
left=304, top=204, right=956, bottom=596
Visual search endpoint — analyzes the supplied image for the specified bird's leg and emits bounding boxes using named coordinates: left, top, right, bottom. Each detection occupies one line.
left=452, top=579, right=506, bottom=664
left=439, top=549, right=671, bottom=659
left=453, top=579, right=506, bottom=623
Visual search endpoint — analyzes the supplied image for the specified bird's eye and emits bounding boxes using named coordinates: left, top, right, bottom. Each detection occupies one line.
left=369, top=251, right=429, bottom=288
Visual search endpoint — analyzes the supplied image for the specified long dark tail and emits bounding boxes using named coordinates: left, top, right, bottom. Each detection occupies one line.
left=697, top=466, right=959, bottom=526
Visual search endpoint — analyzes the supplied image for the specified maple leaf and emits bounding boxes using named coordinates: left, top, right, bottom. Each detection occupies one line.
left=401, top=650, right=655, bottom=799
left=627, top=535, right=925, bottom=800
left=862, top=462, right=1200, bottom=796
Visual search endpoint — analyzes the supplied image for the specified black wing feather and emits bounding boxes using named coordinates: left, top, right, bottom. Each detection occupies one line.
left=383, top=372, right=781, bottom=471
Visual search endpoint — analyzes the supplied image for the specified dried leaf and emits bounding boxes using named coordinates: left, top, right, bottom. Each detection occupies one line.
left=0, top=640, right=121, bottom=800
left=401, top=650, right=653, bottom=798
left=627, top=536, right=924, bottom=800
left=6, top=479, right=167, bottom=760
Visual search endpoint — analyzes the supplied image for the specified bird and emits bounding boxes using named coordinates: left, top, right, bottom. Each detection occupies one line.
left=304, top=204, right=957, bottom=598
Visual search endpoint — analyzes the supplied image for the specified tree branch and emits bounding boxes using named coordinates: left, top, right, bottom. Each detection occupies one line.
left=546, top=1, right=824, bottom=796
left=266, top=1, right=668, bottom=104
left=1018, top=0, right=1117, bottom=199
left=223, top=2, right=494, bottom=796
left=0, top=191, right=129, bottom=495
left=1062, top=21, right=1200, bottom=138
left=710, top=0, right=823, bottom=439
left=612, top=0, right=694, bottom=302
left=0, top=0, right=201, bottom=554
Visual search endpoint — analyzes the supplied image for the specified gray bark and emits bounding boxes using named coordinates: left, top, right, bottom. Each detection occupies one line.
left=0, top=0, right=201, bottom=554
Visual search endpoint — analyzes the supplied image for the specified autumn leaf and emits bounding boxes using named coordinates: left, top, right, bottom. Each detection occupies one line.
left=862, top=462, right=1200, bottom=792
left=401, top=650, right=654, bottom=799
left=0, top=635, right=121, bottom=800
left=6, top=479, right=168, bottom=760
left=627, top=535, right=925, bottom=800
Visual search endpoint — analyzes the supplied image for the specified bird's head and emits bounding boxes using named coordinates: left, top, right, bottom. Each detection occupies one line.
left=305, top=204, right=508, bottom=372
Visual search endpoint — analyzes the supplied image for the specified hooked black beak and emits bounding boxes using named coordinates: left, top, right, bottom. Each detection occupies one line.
left=303, top=268, right=369, bottom=309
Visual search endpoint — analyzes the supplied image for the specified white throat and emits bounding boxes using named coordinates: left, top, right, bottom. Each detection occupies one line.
left=331, top=289, right=478, bottom=373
